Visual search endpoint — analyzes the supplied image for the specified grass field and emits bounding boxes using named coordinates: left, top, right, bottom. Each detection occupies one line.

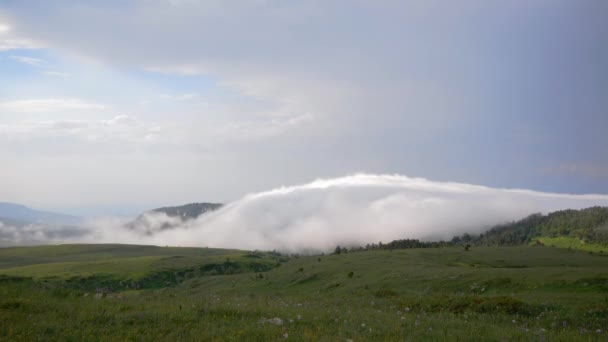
left=1, top=244, right=607, bottom=340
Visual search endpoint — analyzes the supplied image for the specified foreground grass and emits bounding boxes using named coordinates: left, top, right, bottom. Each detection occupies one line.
left=1, top=245, right=607, bottom=340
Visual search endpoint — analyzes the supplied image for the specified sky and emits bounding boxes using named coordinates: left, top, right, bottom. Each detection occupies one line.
left=0, top=0, right=607, bottom=216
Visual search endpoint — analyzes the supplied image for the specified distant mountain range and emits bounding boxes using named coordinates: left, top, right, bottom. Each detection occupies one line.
left=0, top=202, right=87, bottom=247
left=0, top=202, right=82, bottom=225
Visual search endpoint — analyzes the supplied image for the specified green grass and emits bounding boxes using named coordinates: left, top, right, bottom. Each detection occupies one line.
left=0, top=244, right=283, bottom=291
left=536, top=237, right=608, bottom=253
left=1, top=244, right=608, bottom=340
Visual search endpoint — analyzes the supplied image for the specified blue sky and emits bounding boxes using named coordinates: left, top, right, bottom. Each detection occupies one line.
left=0, top=0, right=606, bottom=214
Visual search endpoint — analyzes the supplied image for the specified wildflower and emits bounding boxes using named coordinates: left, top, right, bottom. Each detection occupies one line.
left=512, top=320, right=517, bottom=324
left=361, top=323, right=366, bottom=327
left=297, top=315, right=302, bottom=320
left=597, top=329, right=602, bottom=334
left=401, top=316, right=406, bottom=321
left=405, top=307, right=410, bottom=312
left=283, top=333, right=288, bottom=339
left=267, top=317, right=283, bottom=326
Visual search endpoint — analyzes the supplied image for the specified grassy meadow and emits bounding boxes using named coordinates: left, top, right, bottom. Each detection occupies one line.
left=1, top=244, right=607, bottom=341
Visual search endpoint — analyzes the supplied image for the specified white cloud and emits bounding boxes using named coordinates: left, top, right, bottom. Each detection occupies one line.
left=0, top=23, right=10, bottom=34
left=0, top=98, right=107, bottom=112
left=61, top=174, right=608, bottom=253
left=0, top=19, right=41, bottom=51
left=213, top=112, right=315, bottom=141
left=0, top=37, right=39, bottom=51
left=9, top=55, right=44, bottom=66
left=0, top=115, right=163, bottom=144
left=43, top=71, right=71, bottom=77
left=159, top=93, right=199, bottom=101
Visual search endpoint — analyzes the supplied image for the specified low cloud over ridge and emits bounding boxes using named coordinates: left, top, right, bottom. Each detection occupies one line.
left=74, top=174, right=608, bottom=253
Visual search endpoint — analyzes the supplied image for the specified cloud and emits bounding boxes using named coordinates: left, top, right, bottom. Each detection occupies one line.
left=0, top=220, right=87, bottom=247
left=9, top=55, right=44, bottom=66
left=0, top=115, right=163, bottom=145
left=43, top=71, right=71, bottom=77
left=213, top=112, right=315, bottom=141
left=0, top=19, right=41, bottom=51
left=0, top=37, right=39, bottom=51
left=159, top=93, right=200, bottom=101
left=23, top=173, right=605, bottom=253
left=0, top=98, right=107, bottom=112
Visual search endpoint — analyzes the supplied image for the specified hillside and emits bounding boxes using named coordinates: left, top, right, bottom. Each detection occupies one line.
left=0, top=244, right=283, bottom=290
left=453, top=206, right=608, bottom=247
left=1, top=244, right=607, bottom=340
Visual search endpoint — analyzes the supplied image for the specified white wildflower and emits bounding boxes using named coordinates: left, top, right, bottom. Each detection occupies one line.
left=267, top=317, right=283, bottom=326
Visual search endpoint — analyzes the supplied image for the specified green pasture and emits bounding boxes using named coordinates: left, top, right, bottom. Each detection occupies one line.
left=1, top=244, right=607, bottom=340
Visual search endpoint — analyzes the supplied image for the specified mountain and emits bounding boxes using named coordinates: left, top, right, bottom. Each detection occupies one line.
left=0, top=204, right=86, bottom=247
left=0, top=202, right=82, bottom=225
left=127, top=202, right=223, bottom=235
left=146, top=202, right=223, bottom=220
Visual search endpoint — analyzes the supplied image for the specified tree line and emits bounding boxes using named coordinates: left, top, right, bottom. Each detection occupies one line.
left=334, top=206, right=608, bottom=253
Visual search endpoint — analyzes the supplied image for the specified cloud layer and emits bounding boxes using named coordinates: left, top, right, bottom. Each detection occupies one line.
left=17, top=174, right=602, bottom=253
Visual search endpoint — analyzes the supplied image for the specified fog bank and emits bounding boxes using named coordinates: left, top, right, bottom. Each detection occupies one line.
left=72, top=174, right=608, bottom=253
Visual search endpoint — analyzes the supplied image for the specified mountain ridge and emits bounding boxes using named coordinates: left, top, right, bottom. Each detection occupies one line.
left=0, top=202, right=81, bottom=225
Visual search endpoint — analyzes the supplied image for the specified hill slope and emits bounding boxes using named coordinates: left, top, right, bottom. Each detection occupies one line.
left=453, top=206, right=608, bottom=247
left=0, top=244, right=282, bottom=290
left=1, top=245, right=607, bottom=340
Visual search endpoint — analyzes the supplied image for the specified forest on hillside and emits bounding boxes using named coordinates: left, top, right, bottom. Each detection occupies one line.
left=454, top=206, right=608, bottom=246
left=344, top=207, right=608, bottom=253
